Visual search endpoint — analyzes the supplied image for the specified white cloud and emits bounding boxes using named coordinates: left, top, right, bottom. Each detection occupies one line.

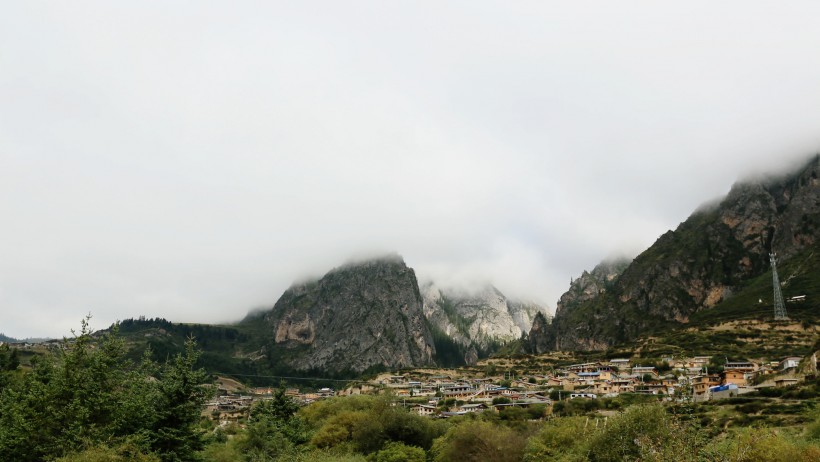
left=2, top=1, right=820, bottom=337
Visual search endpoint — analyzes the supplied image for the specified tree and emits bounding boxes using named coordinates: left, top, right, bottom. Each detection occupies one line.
left=239, top=384, right=309, bottom=460
left=150, top=338, right=213, bottom=462
left=0, top=317, right=212, bottom=462
left=0, top=344, right=19, bottom=372
left=250, top=385, right=299, bottom=424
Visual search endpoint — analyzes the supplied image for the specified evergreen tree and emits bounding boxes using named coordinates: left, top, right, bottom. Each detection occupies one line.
left=0, top=317, right=212, bottom=462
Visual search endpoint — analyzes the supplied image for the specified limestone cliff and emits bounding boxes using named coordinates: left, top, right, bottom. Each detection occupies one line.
left=423, top=282, right=549, bottom=363
left=532, top=155, right=820, bottom=352
left=264, top=255, right=435, bottom=374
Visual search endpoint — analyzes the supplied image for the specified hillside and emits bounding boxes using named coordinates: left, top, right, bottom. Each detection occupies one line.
left=532, top=155, right=820, bottom=352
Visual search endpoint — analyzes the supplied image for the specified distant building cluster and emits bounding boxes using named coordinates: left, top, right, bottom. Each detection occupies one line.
left=202, top=352, right=812, bottom=424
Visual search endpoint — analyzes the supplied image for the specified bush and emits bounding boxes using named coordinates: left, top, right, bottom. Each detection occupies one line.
left=55, top=444, right=160, bottom=462
left=586, top=404, right=705, bottom=462
left=305, top=395, right=445, bottom=455
left=524, top=417, right=590, bottom=462
left=703, top=427, right=820, bottom=461
left=369, top=442, right=425, bottom=462
left=432, top=420, right=525, bottom=462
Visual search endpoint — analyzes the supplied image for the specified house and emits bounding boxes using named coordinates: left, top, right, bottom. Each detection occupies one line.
left=609, top=358, right=631, bottom=370
left=569, top=393, right=597, bottom=399
left=724, top=361, right=757, bottom=372
left=610, top=379, right=635, bottom=394
left=779, top=357, right=802, bottom=371
left=410, top=404, right=437, bottom=416
left=567, top=363, right=600, bottom=373
left=775, top=378, right=799, bottom=388
left=545, top=377, right=563, bottom=387
left=456, top=403, right=486, bottom=413
left=593, top=381, right=615, bottom=395
left=318, top=388, right=335, bottom=397
left=595, top=367, right=614, bottom=380
left=692, top=375, right=721, bottom=400
left=577, top=372, right=600, bottom=384
left=660, top=376, right=677, bottom=387
left=632, top=366, right=658, bottom=379
left=722, top=369, right=746, bottom=387
left=442, top=384, right=475, bottom=399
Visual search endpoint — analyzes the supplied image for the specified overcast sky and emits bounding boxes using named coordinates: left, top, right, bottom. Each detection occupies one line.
left=3, top=2, right=820, bottom=338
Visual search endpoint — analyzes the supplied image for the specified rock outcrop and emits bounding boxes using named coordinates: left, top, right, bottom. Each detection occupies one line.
left=264, top=255, right=435, bottom=374
left=554, top=258, right=630, bottom=317
left=423, top=282, right=549, bottom=363
left=531, top=155, right=820, bottom=352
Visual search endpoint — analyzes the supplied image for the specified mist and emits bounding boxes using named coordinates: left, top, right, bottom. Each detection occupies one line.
left=3, top=2, right=820, bottom=338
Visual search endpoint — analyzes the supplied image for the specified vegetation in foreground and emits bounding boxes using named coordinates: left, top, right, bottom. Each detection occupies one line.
left=1, top=321, right=819, bottom=461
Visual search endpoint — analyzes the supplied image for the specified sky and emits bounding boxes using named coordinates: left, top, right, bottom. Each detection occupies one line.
left=3, top=2, right=820, bottom=338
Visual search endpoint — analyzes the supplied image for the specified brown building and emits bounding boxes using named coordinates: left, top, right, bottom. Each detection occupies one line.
left=722, top=369, right=746, bottom=387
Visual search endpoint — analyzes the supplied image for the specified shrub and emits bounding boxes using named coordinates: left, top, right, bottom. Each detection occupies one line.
left=586, top=404, right=705, bottom=462
left=703, top=427, right=820, bottom=461
left=524, top=417, right=591, bottom=461
left=432, top=420, right=526, bottom=462
left=369, top=442, right=425, bottom=462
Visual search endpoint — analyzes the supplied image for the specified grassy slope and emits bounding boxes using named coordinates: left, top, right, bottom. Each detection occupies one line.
left=618, top=242, right=820, bottom=361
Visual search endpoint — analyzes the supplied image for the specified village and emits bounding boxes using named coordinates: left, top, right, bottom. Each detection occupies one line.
left=204, top=353, right=815, bottom=422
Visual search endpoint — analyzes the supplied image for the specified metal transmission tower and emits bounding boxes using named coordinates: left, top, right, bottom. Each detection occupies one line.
left=769, top=253, right=789, bottom=321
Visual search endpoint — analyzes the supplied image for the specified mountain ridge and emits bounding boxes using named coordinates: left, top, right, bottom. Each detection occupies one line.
left=532, top=154, right=820, bottom=352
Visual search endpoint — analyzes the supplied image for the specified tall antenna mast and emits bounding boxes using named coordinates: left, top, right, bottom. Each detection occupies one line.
left=770, top=253, right=788, bottom=321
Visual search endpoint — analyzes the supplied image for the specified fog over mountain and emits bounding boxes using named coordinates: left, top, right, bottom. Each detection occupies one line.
left=3, top=2, right=820, bottom=337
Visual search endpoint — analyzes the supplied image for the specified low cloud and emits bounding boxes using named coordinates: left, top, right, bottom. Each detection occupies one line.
left=3, top=2, right=820, bottom=337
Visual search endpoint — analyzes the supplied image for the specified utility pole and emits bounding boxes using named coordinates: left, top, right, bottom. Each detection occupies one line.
left=770, top=253, right=789, bottom=321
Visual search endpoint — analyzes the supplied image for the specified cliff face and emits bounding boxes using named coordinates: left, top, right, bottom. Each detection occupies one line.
left=554, top=258, right=630, bottom=317
left=264, top=256, right=435, bottom=374
left=422, top=282, right=548, bottom=363
left=532, top=155, right=820, bottom=352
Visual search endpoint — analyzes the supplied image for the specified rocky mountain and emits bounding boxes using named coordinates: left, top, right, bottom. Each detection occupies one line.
left=554, top=258, right=630, bottom=316
left=531, top=155, right=820, bottom=352
left=422, top=282, right=549, bottom=364
left=263, top=255, right=435, bottom=374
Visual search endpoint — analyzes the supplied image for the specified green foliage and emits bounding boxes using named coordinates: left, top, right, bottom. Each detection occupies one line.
left=586, top=404, right=706, bottom=462
left=0, top=343, right=20, bottom=372
left=251, top=385, right=300, bottom=424
left=55, top=442, right=161, bottom=462
left=703, top=427, right=820, bottom=461
left=236, top=385, right=311, bottom=461
left=431, top=420, right=526, bottom=462
left=303, top=394, right=447, bottom=456
left=429, top=323, right=467, bottom=368
left=0, top=317, right=212, bottom=462
left=524, top=417, right=591, bottom=462
left=368, top=442, right=425, bottom=462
